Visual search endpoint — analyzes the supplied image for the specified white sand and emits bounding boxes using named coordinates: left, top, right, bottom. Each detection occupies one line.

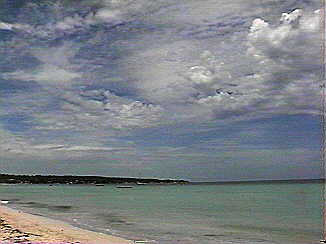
left=0, top=204, right=134, bottom=244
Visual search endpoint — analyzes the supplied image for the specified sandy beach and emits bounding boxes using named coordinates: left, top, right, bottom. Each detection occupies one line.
left=0, top=204, right=133, bottom=244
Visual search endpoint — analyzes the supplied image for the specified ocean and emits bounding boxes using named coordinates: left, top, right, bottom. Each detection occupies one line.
left=0, top=182, right=322, bottom=244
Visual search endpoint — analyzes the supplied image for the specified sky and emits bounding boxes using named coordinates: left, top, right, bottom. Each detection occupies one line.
left=0, top=0, right=323, bottom=181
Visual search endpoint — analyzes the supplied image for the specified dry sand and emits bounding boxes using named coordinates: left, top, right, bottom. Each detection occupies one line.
left=0, top=204, right=134, bottom=244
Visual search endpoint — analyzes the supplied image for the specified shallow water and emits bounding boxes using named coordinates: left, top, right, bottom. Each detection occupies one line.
left=0, top=182, right=322, bottom=244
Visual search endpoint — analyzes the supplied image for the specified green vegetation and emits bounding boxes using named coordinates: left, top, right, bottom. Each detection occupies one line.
left=0, top=174, right=189, bottom=185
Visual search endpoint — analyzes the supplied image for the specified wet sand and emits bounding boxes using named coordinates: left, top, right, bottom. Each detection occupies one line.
left=0, top=204, right=133, bottom=244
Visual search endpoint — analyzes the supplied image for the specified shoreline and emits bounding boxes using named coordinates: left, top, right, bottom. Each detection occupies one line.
left=0, top=204, right=134, bottom=244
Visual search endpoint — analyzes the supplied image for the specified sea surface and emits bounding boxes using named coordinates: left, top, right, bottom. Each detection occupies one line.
left=0, top=182, right=323, bottom=244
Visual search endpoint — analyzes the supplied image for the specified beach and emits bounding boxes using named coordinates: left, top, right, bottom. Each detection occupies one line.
left=0, top=204, right=133, bottom=244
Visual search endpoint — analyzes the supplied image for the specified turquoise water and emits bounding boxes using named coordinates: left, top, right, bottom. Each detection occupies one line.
left=0, top=182, right=322, bottom=244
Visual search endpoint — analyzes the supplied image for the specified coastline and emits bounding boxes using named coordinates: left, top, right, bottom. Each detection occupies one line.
left=0, top=204, right=134, bottom=244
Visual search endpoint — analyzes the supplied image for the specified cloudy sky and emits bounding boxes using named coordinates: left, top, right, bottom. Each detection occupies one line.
left=0, top=0, right=323, bottom=181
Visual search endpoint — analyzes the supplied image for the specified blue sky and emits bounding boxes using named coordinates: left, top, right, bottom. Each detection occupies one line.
left=0, top=0, right=323, bottom=181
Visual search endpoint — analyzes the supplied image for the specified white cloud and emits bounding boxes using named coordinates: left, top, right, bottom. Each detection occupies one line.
left=1, top=7, right=321, bottom=131
left=2, top=43, right=81, bottom=86
left=0, top=126, right=29, bottom=154
left=247, top=8, right=320, bottom=68
left=55, top=145, right=124, bottom=152
left=132, top=8, right=322, bottom=121
left=29, top=144, right=126, bottom=152
left=31, top=144, right=65, bottom=150
left=0, top=124, right=132, bottom=158
left=187, top=66, right=214, bottom=84
left=184, top=11, right=317, bottom=122
left=244, top=8, right=321, bottom=113
left=0, top=21, right=33, bottom=32
left=32, top=42, right=78, bottom=67
left=30, top=89, right=164, bottom=132
left=93, top=9, right=122, bottom=22
left=0, top=22, right=14, bottom=30
left=4, top=65, right=80, bottom=85
left=52, top=9, right=122, bottom=33
left=0, top=5, right=123, bottom=39
left=0, top=1, right=322, bottom=179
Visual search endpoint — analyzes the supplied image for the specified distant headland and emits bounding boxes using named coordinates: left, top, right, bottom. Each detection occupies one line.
left=0, top=174, right=189, bottom=185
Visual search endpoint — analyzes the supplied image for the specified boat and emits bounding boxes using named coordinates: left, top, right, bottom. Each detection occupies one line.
left=95, top=184, right=105, bottom=186
left=116, top=185, right=133, bottom=188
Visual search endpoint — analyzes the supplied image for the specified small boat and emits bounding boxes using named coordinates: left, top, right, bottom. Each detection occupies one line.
left=95, top=184, right=105, bottom=186
left=136, top=182, right=147, bottom=185
left=1, top=200, right=9, bottom=204
left=116, top=185, right=133, bottom=188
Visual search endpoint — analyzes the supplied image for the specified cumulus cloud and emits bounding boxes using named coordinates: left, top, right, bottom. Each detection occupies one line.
left=0, top=1, right=322, bottom=179
left=73, top=89, right=163, bottom=129
left=245, top=8, right=321, bottom=111
left=0, top=22, right=14, bottom=30
left=0, top=126, right=47, bottom=155
left=0, top=21, right=33, bottom=32
left=1, top=7, right=321, bottom=131
left=31, top=89, right=163, bottom=132
left=0, top=122, right=131, bottom=158
left=137, top=8, right=320, bottom=124
left=0, top=126, right=29, bottom=154
left=55, top=145, right=125, bottom=152
left=171, top=8, right=321, bottom=120
left=3, top=65, right=80, bottom=85
left=30, top=144, right=125, bottom=152
left=247, top=8, right=320, bottom=68
left=0, top=4, right=124, bottom=39
left=49, top=9, right=123, bottom=34
left=2, top=43, right=81, bottom=86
